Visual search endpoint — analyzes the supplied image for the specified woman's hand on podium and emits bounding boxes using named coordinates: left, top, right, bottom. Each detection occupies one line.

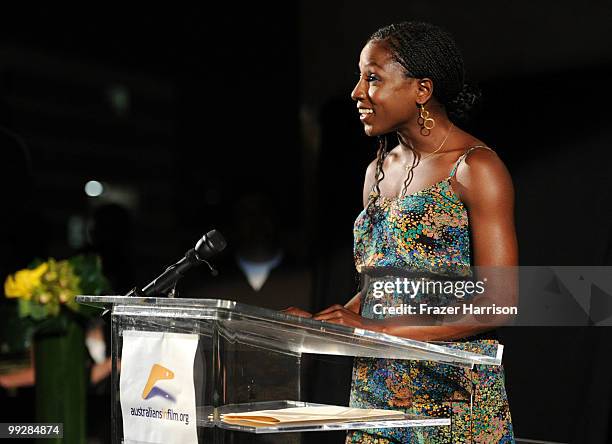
left=281, top=306, right=313, bottom=318
left=313, top=304, right=377, bottom=330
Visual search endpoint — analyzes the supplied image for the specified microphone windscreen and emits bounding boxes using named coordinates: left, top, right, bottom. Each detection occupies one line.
left=195, top=230, right=227, bottom=259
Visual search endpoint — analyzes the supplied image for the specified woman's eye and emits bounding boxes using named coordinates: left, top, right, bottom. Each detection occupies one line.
left=355, top=72, right=379, bottom=82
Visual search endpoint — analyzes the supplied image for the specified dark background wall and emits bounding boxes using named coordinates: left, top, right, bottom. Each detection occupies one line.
left=0, top=2, right=611, bottom=443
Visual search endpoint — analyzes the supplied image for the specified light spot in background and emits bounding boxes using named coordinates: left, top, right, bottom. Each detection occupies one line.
left=85, top=180, right=104, bottom=197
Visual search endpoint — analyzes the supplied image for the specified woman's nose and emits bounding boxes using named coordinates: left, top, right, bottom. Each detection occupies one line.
left=351, top=79, right=365, bottom=101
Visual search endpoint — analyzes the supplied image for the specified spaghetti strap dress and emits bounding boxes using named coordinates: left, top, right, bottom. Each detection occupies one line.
left=346, top=146, right=515, bottom=443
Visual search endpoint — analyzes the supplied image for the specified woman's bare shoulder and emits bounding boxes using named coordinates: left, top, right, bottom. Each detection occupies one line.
left=452, top=143, right=513, bottom=206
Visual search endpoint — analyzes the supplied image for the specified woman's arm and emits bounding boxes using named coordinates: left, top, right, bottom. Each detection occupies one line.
left=314, top=148, right=519, bottom=341
left=456, top=147, right=518, bottom=267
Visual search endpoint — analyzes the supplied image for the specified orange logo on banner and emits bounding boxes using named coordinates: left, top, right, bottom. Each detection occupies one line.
left=142, top=364, right=174, bottom=399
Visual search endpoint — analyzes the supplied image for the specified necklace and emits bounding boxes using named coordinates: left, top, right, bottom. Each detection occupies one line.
left=404, top=123, right=454, bottom=172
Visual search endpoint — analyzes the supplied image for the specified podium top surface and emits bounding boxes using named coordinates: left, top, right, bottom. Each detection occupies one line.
left=77, top=295, right=503, bottom=368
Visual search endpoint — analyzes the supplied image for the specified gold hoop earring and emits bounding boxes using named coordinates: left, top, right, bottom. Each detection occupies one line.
left=417, top=103, right=435, bottom=136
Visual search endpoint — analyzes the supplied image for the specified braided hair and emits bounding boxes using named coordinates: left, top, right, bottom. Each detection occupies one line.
left=365, top=22, right=479, bottom=213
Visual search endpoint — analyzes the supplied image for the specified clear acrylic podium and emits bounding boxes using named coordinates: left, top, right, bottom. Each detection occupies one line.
left=77, top=296, right=503, bottom=443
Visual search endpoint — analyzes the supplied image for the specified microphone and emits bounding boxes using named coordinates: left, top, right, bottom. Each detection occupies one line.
left=138, top=230, right=227, bottom=297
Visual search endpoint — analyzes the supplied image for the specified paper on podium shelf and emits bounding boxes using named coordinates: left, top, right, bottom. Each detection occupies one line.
left=221, top=405, right=405, bottom=427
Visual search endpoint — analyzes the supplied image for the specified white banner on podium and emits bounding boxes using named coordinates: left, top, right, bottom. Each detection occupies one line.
left=120, top=330, right=199, bottom=444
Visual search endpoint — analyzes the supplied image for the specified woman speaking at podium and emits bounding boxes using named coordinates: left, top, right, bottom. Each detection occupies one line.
left=287, top=21, right=517, bottom=442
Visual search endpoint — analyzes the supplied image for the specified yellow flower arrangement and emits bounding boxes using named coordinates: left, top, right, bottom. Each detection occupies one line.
left=3, top=255, right=109, bottom=320
left=4, top=263, right=49, bottom=300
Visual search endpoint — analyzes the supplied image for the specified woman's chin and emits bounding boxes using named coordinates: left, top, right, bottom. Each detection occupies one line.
left=363, top=125, right=383, bottom=137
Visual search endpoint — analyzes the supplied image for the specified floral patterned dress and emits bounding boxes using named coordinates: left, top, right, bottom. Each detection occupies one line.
left=346, top=146, right=515, bottom=443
